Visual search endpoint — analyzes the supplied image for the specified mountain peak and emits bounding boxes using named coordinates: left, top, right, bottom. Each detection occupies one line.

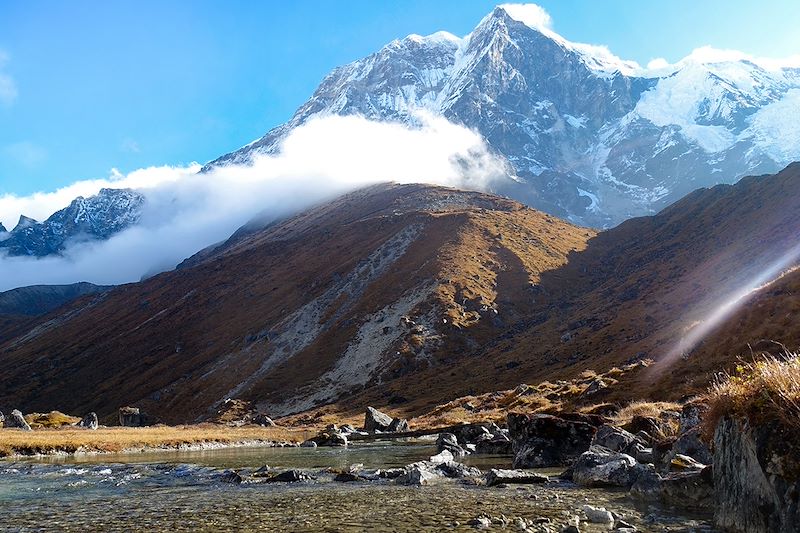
left=205, top=4, right=800, bottom=228
left=13, top=215, right=39, bottom=232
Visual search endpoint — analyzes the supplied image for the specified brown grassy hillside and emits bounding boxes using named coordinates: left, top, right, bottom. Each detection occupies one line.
left=3, top=164, right=799, bottom=423
left=0, top=183, right=592, bottom=423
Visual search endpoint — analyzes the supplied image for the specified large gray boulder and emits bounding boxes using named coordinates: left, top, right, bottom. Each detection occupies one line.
left=118, top=406, right=150, bottom=427
left=436, top=432, right=468, bottom=457
left=508, top=413, right=596, bottom=468
left=714, top=417, right=800, bottom=532
left=5, top=409, right=32, bottom=431
left=592, top=424, right=644, bottom=455
left=77, top=412, right=98, bottom=430
left=452, top=423, right=493, bottom=445
left=571, top=447, right=647, bottom=487
left=475, top=434, right=513, bottom=455
left=397, top=459, right=481, bottom=486
left=631, top=466, right=714, bottom=510
left=364, top=407, right=393, bottom=432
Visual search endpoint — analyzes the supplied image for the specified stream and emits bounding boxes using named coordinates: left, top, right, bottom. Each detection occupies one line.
left=0, top=442, right=715, bottom=532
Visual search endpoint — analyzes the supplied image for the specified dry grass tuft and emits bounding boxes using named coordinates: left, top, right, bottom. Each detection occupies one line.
left=612, top=400, right=682, bottom=436
left=703, top=353, right=800, bottom=439
left=0, top=424, right=312, bottom=457
left=24, top=411, right=81, bottom=429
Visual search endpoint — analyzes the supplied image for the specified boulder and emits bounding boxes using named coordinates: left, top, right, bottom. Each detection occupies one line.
left=265, top=470, right=315, bottom=483
left=571, top=447, right=647, bottom=487
left=0, top=411, right=4, bottom=427
left=581, top=378, right=609, bottom=396
left=308, top=425, right=348, bottom=447
left=452, top=423, right=493, bottom=446
left=581, top=505, right=614, bottom=524
left=631, top=466, right=714, bottom=510
left=77, top=412, right=99, bottom=430
left=714, top=417, right=800, bottom=533
left=397, top=459, right=480, bottom=485
left=364, top=406, right=393, bottom=432
left=507, top=413, right=596, bottom=468
left=475, top=435, right=513, bottom=455
left=252, top=465, right=271, bottom=477
left=378, top=468, right=405, bottom=479
left=388, top=417, right=409, bottom=432
left=118, top=406, right=150, bottom=427
left=220, top=470, right=244, bottom=484
left=671, top=427, right=713, bottom=465
left=485, top=469, right=548, bottom=486
left=334, top=471, right=363, bottom=482
left=398, top=462, right=441, bottom=486
left=592, top=424, right=643, bottom=455
left=252, top=413, right=275, bottom=427
left=300, top=439, right=318, bottom=448
left=429, top=449, right=455, bottom=464
left=436, top=433, right=468, bottom=457
left=5, top=409, right=32, bottom=431
left=670, top=453, right=707, bottom=471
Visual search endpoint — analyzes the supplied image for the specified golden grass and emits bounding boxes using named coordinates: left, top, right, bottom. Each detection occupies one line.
left=24, top=411, right=81, bottom=429
left=612, top=400, right=682, bottom=436
left=0, top=424, right=314, bottom=457
left=703, top=354, right=800, bottom=439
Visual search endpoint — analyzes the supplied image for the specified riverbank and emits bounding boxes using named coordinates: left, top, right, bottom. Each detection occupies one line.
left=0, top=424, right=313, bottom=457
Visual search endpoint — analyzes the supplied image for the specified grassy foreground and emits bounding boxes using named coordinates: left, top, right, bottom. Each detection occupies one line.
left=704, top=353, right=800, bottom=437
left=0, top=424, right=313, bottom=457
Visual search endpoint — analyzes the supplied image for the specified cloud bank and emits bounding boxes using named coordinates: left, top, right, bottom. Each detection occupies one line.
left=0, top=113, right=508, bottom=292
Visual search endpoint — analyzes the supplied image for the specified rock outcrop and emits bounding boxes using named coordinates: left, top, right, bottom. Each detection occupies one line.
left=508, top=413, right=596, bottom=468
left=714, top=417, right=800, bottom=532
left=5, top=409, right=32, bottom=431
left=364, top=407, right=394, bottom=432
left=570, top=447, right=648, bottom=488
left=304, top=425, right=349, bottom=447
left=118, top=406, right=151, bottom=427
left=77, top=412, right=99, bottom=430
left=631, top=466, right=714, bottom=510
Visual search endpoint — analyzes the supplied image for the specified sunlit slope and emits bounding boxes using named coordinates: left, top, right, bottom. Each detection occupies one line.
left=0, top=183, right=592, bottom=423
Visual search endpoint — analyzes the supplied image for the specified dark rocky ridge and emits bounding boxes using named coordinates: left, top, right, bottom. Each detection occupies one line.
left=0, top=282, right=110, bottom=317
left=0, top=188, right=144, bottom=257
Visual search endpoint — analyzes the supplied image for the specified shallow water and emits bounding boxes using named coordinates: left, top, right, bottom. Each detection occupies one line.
left=0, top=442, right=715, bottom=532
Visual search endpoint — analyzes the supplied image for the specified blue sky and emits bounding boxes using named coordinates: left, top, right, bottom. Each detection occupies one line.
left=0, top=0, right=798, bottom=195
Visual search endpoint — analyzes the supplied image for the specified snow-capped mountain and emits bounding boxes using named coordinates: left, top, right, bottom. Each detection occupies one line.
left=206, top=5, right=800, bottom=226
left=0, top=188, right=145, bottom=257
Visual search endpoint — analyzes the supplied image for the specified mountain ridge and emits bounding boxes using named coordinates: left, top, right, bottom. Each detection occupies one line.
left=205, top=5, right=800, bottom=227
left=0, top=188, right=145, bottom=257
left=2, top=165, right=800, bottom=422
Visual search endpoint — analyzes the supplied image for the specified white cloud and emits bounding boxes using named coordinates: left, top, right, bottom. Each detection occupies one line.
left=498, top=3, right=552, bottom=31
left=646, top=57, right=670, bottom=70
left=0, top=113, right=509, bottom=291
left=0, top=50, right=17, bottom=106
left=644, top=46, right=800, bottom=75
